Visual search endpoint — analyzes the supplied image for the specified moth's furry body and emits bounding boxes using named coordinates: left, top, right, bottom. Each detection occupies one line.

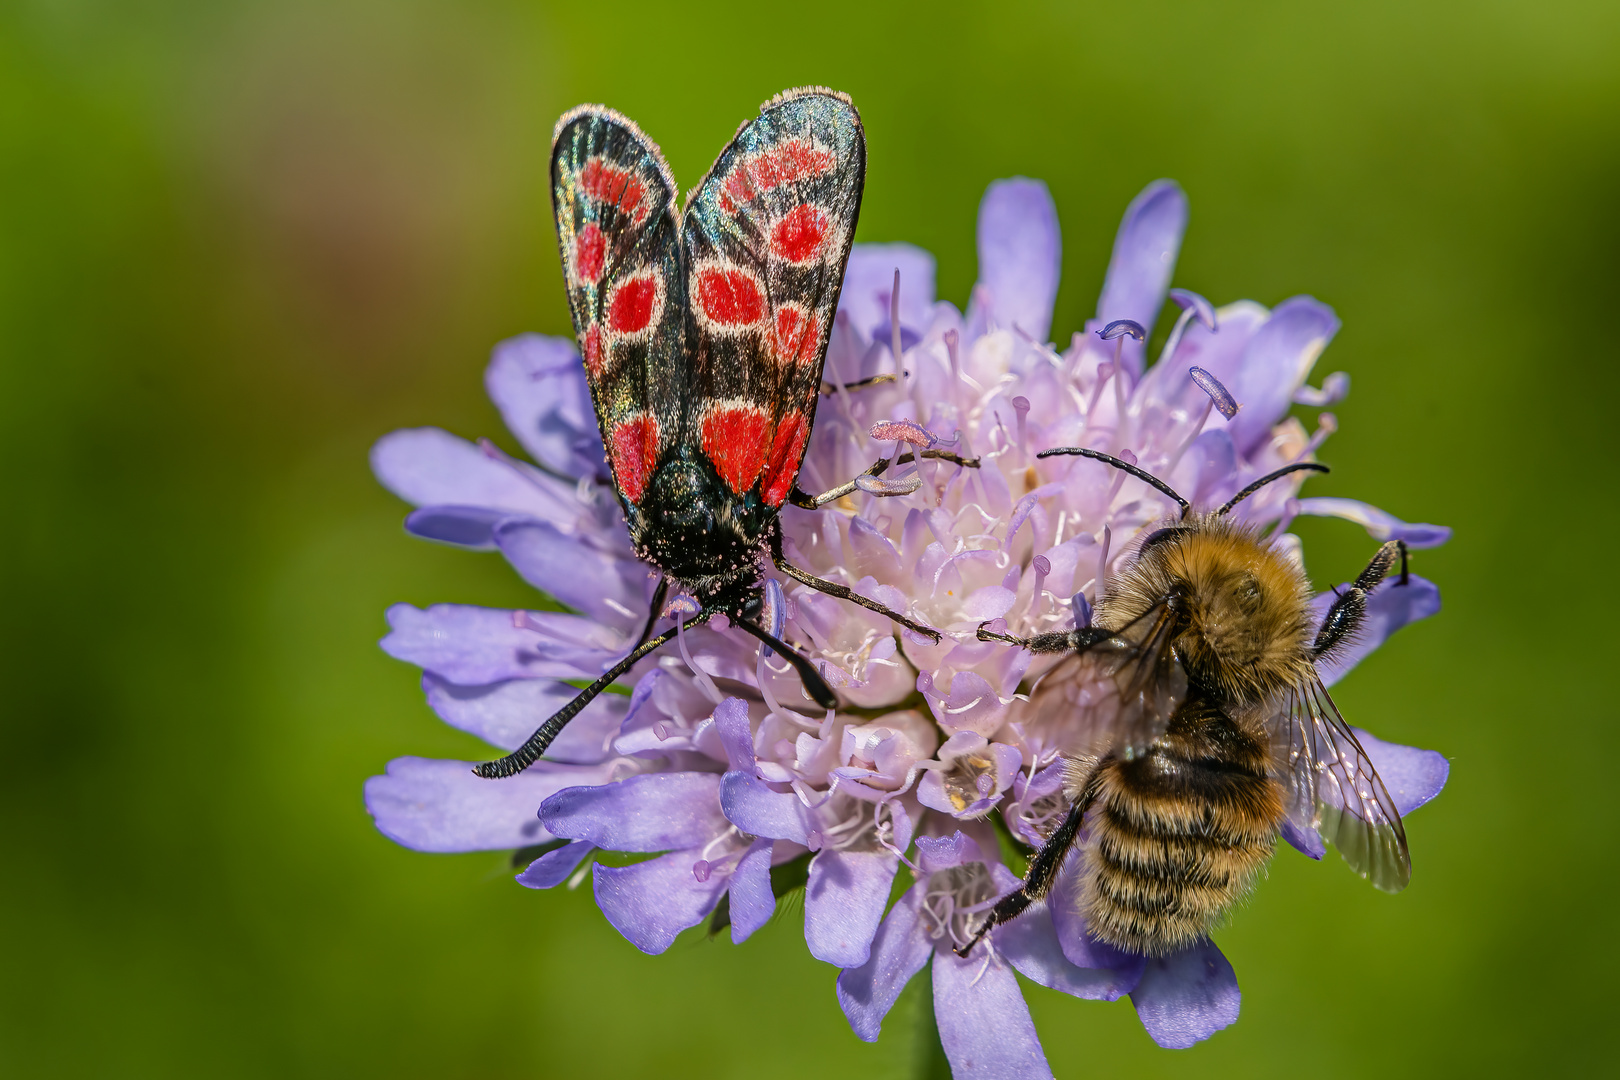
left=961, top=455, right=1414, bottom=960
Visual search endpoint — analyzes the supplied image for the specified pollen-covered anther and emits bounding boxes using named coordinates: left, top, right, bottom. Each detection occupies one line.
left=1190, top=365, right=1242, bottom=420
left=855, top=472, right=923, bottom=497
left=1099, top=319, right=1146, bottom=341
left=869, top=418, right=935, bottom=447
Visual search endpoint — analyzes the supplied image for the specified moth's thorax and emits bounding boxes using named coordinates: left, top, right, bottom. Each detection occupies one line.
left=627, top=454, right=772, bottom=602
left=1100, top=515, right=1316, bottom=706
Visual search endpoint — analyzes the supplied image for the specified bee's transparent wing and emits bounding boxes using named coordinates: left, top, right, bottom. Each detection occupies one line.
left=1027, top=599, right=1188, bottom=760
left=1273, top=676, right=1411, bottom=892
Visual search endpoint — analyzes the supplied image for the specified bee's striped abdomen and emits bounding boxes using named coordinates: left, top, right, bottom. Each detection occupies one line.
left=1077, top=700, right=1285, bottom=956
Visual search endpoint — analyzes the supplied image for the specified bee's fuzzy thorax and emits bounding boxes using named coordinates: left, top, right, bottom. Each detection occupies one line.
left=1098, top=513, right=1316, bottom=707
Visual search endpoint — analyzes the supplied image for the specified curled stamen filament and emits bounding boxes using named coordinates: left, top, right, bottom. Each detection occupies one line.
left=676, top=612, right=723, bottom=705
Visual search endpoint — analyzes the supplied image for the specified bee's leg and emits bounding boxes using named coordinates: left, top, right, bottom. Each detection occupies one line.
left=976, top=623, right=1116, bottom=654
left=955, top=776, right=1101, bottom=958
left=1312, top=539, right=1410, bottom=658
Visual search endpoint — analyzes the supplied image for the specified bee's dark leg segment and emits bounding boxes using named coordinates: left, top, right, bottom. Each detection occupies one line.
left=735, top=618, right=839, bottom=709
left=1312, top=540, right=1410, bottom=658
left=633, top=577, right=670, bottom=649
left=957, top=782, right=1099, bottom=958
left=976, top=623, right=1117, bottom=654
left=770, top=535, right=942, bottom=643
left=472, top=616, right=705, bottom=779
left=905, top=449, right=982, bottom=470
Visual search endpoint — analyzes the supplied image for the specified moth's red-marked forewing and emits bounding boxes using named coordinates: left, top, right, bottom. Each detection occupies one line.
left=682, top=90, right=866, bottom=507
left=550, top=107, right=684, bottom=508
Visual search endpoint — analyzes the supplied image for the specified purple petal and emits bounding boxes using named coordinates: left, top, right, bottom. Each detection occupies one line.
left=1281, top=820, right=1326, bottom=860
left=712, top=697, right=756, bottom=771
left=1292, top=497, right=1452, bottom=549
left=371, top=427, right=573, bottom=518
left=836, top=887, right=933, bottom=1041
left=1226, top=296, right=1341, bottom=456
left=381, top=603, right=619, bottom=684
left=838, top=244, right=937, bottom=340
left=975, top=178, right=1061, bottom=342
left=421, top=673, right=628, bottom=763
left=404, top=505, right=511, bottom=550
left=592, top=848, right=727, bottom=954
left=719, top=771, right=812, bottom=845
left=996, top=906, right=1138, bottom=1001
left=804, top=849, right=899, bottom=967
left=1097, top=180, right=1188, bottom=380
left=728, top=838, right=777, bottom=944
left=493, top=518, right=647, bottom=631
left=1047, top=856, right=1148, bottom=977
left=915, top=831, right=984, bottom=874
left=1130, top=939, right=1241, bottom=1049
left=1313, top=575, right=1441, bottom=687
left=516, top=839, right=595, bottom=888
left=364, top=756, right=601, bottom=853
left=539, top=772, right=726, bottom=852
left=483, top=333, right=608, bottom=481
left=1352, top=728, right=1449, bottom=815
left=933, top=949, right=1053, bottom=1079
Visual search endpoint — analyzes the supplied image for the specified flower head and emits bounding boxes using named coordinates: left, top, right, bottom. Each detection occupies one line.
left=365, top=175, right=1450, bottom=1062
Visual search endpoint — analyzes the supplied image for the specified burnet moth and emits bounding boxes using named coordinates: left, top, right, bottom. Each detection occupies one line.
left=475, top=88, right=945, bottom=780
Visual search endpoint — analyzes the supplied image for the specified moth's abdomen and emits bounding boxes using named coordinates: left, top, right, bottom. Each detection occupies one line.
left=1079, top=729, right=1284, bottom=956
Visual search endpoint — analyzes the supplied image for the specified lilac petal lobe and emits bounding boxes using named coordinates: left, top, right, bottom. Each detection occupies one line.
left=492, top=518, right=645, bottom=630
left=1292, top=497, right=1452, bottom=549
left=1313, top=575, right=1441, bottom=687
left=933, top=950, right=1054, bottom=1079
left=364, top=756, right=584, bottom=853
left=996, top=907, right=1136, bottom=1001
left=1281, top=820, right=1327, bottom=860
left=804, top=849, right=899, bottom=967
left=975, top=177, right=1061, bottom=342
left=422, top=673, right=626, bottom=762
left=1351, top=728, right=1449, bottom=815
left=1130, top=939, right=1241, bottom=1049
left=592, top=848, right=727, bottom=954
left=719, top=771, right=812, bottom=845
left=712, top=697, right=756, bottom=771
left=382, top=603, right=617, bottom=684
left=516, top=840, right=595, bottom=889
left=1098, top=179, right=1188, bottom=378
left=370, top=427, right=569, bottom=518
left=1226, top=296, right=1340, bottom=455
left=404, top=505, right=510, bottom=550
left=835, top=887, right=933, bottom=1042
left=728, top=838, right=777, bottom=943
left=538, top=772, right=726, bottom=852
left=484, top=333, right=608, bottom=480
left=838, top=244, right=937, bottom=341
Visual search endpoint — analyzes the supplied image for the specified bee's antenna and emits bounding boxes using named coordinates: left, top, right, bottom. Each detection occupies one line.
left=1036, top=447, right=1190, bottom=519
left=1215, top=462, right=1330, bottom=517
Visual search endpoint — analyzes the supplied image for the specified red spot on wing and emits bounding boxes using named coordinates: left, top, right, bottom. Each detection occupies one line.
left=584, top=323, right=604, bottom=379
left=774, top=305, right=820, bottom=365
left=770, top=204, right=831, bottom=264
left=610, top=415, right=659, bottom=504
left=719, top=140, right=835, bottom=214
left=761, top=410, right=810, bottom=507
left=580, top=158, right=649, bottom=224
left=701, top=404, right=770, bottom=495
left=695, top=266, right=765, bottom=327
left=608, top=274, right=660, bottom=335
left=575, top=223, right=605, bottom=283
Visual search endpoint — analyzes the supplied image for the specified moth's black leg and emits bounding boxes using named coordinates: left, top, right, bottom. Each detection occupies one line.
left=633, top=577, right=670, bottom=649
left=819, top=373, right=900, bottom=395
left=735, top=618, right=838, bottom=709
left=770, top=534, right=942, bottom=642
left=473, top=613, right=708, bottom=779
left=957, top=773, right=1100, bottom=957
left=1313, top=539, right=1410, bottom=658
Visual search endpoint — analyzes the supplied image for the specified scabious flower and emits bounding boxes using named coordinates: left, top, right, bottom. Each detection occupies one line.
left=366, top=175, right=1450, bottom=1069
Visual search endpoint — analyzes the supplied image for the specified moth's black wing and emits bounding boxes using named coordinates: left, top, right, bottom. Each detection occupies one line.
left=551, top=106, right=684, bottom=511
left=1272, top=676, right=1411, bottom=891
left=679, top=87, right=865, bottom=507
left=1026, top=599, right=1189, bottom=759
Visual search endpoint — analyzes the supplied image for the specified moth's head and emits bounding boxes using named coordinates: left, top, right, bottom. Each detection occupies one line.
left=631, top=457, right=771, bottom=597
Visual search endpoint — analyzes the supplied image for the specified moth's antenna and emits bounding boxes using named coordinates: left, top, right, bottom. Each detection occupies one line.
left=1216, top=462, right=1330, bottom=517
left=1036, top=447, right=1190, bottom=519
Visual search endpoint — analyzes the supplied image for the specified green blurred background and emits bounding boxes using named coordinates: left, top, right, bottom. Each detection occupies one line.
left=3, top=0, right=1617, bottom=1075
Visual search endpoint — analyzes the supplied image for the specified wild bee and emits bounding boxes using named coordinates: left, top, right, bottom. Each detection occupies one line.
left=959, top=447, right=1414, bottom=958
